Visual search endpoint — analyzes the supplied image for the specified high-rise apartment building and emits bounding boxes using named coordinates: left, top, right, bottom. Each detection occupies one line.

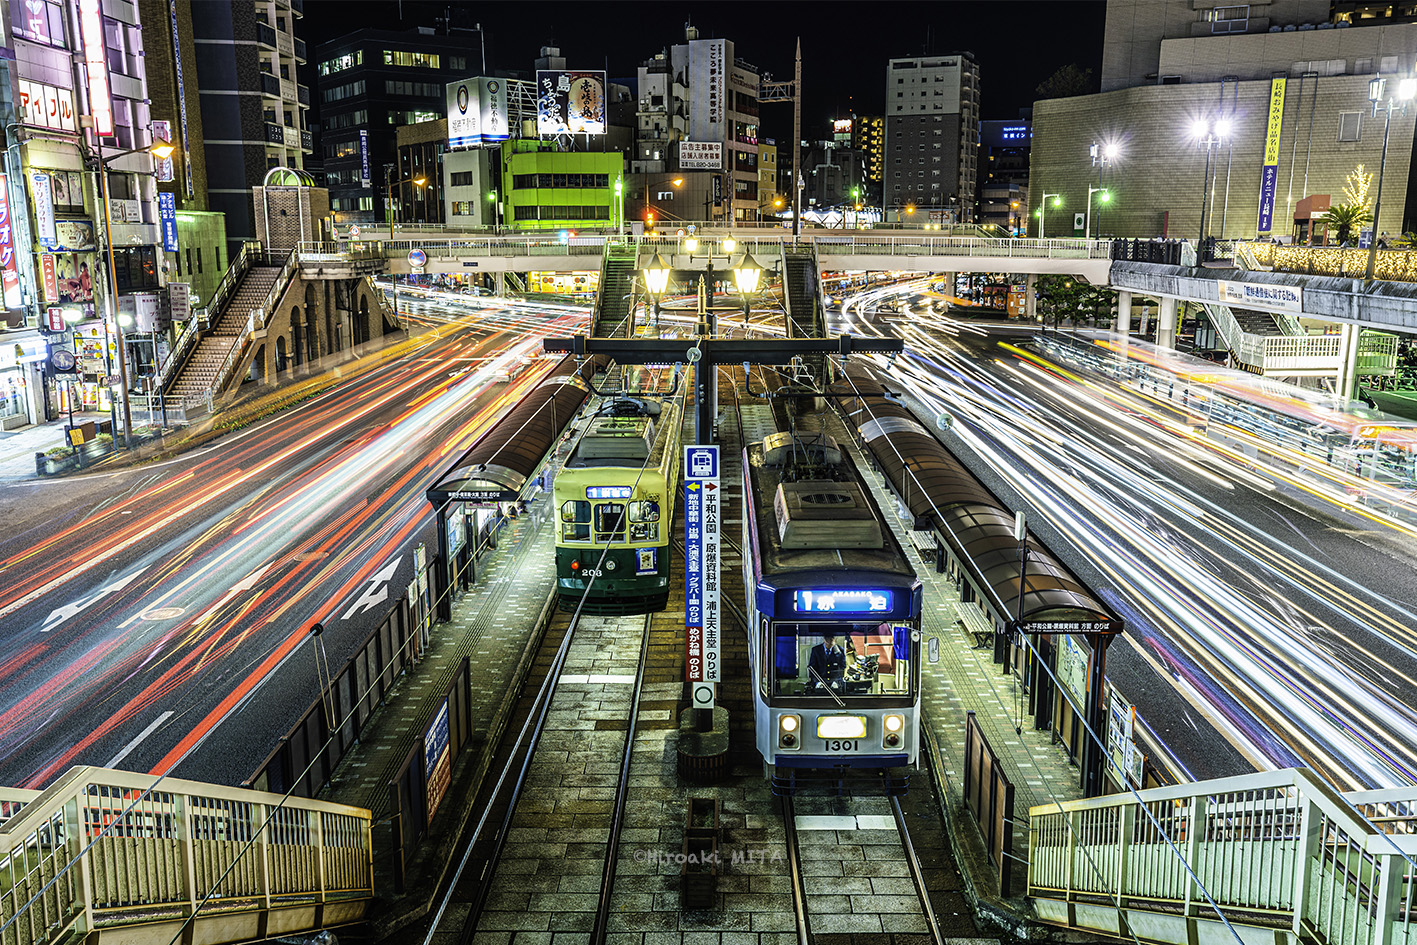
left=852, top=115, right=885, bottom=198
left=883, top=54, right=980, bottom=221
left=633, top=27, right=761, bottom=223
left=191, top=1, right=312, bottom=256
left=313, top=27, right=483, bottom=225
left=1033, top=0, right=1417, bottom=239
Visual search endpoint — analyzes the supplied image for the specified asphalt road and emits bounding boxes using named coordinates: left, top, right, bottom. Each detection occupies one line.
left=0, top=293, right=588, bottom=788
left=832, top=282, right=1417, bottom=790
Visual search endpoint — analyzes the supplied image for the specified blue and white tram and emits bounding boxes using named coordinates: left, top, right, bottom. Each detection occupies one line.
left=741, top=431, right=923, bottom=790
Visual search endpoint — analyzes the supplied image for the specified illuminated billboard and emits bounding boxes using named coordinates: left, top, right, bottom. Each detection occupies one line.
left=77, top=0, right=113, bottom=137
left=447, top=77, right=509, bottom=149
left=679, top=142, right=722, bottom=170
left=536, top=70, right=606, bottom=135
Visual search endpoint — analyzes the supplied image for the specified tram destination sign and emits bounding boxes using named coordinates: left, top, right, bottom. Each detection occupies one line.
left=684, top=445, right=721, bottom=685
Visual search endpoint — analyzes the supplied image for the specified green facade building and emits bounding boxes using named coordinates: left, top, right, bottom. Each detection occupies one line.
left=503, top=141, right=622, bottom=232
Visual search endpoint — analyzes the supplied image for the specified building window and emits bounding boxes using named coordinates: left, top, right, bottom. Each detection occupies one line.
left=1338, top=112, right=1362, bottom=141
left=319, top=51, right=363, bottom=75
left=383, top=50, right=441, bottom=69
left=1207, top=5, right=1249, bottom=32
left=114, top=247, right=159, bottom=290
left=9, top=0, right=65, bottom=46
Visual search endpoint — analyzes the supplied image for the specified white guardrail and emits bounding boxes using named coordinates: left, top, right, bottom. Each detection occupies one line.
left=1029, top=767, right=1417, bottom=945
left=0, top=766, right=372, bottom=945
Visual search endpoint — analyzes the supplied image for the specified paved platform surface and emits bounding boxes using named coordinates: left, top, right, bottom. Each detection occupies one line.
left=310, top=402, right=1087, bottom=942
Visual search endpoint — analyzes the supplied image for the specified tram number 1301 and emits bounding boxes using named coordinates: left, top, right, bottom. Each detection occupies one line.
left=824, top=739, right=858, bottom=752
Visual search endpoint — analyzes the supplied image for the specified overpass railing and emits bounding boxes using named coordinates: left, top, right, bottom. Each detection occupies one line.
left=207, top=249, right=299, bottom=405
left=297, top=234, right=1113, bottom=263
left=0, top=766, right=373, bottom=945
left=1029, top=767, right=1417, bottom=945
left=1243, top=241, right=1417, bottom=282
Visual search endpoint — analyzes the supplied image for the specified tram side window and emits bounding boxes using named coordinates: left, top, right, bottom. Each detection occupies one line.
left=594, top=503, right=626, bottom=542
left=560, top=500, right=591, bottom=541
left=629, top=500, right=660, bottom=541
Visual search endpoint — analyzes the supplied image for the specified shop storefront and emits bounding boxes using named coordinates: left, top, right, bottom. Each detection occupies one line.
left=0, top=336, right=47, bottom=429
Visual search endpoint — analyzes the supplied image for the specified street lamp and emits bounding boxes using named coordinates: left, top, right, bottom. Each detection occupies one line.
left=384, top=166, right=428, bottom=232
left=96, top=137, right=176, bottom=449
left=733, top=250, right=763, bottom=317
left=1085, top=186, right=1110, bottom=239
left=1191, top=118, right=1231, bottom=251
left=643, top=252, right=672, bottom=318
left=1090, top=140, right=1119, bottom=237
left=614, top=172, right=624, bottom=236
left=486, top=189, right=502, bottom=230
left=1365, top=75, right=1416, bottom=280
left=1037, top=193, right=1061, bottom=239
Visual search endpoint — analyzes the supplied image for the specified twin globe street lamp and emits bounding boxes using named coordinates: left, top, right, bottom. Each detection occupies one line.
left=1365, top=75, right=1416, bottom=280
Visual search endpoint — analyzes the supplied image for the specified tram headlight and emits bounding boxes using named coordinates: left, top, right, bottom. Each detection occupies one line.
left=778, top=714, right=801, bottom=749
left=883, top=714, right=905, bottom=749
left=605, top=558, right=617, bottom=570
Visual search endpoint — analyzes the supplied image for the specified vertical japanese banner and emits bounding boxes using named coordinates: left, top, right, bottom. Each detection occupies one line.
left=684, top=444, right=720, bottom=683
left=40, top=254, right=58, bottom=302
left=702, top=458, right=720, bottom=683
left=0, top=174, right=23, bottom=312
left=31, top=172, right=55, bottom=248
left=359, top=129, right=371, bottom=187
left=1256, top=77, right=1286, bottom=234
left=158, top=192, right=179, bottom=252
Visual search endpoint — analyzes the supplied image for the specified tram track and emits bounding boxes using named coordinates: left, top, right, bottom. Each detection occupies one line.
left=419, top=605, right=652, bottom=945
left=780, top=757, right=950, bottom=945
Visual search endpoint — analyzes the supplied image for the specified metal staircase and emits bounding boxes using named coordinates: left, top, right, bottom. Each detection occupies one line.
left=590, top=244, right=639, bottom=338
left=163, top=248, right=300, bottom=409
left=1201, top=300, right=1396, bottom=379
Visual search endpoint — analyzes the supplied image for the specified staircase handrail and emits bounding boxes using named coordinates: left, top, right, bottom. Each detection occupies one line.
left=1203, top=299, right=1246, bottom=356
left=0, top=764, right=371, bottom=945
left=208, top=249, right=299, bottom=401
left=1274, top=310, right=1305, bottom=336
left=157, top=241, right=262, bottom=391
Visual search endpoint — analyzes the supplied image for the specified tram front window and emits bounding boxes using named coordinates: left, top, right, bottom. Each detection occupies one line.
left=767, top=623, right=915, bottom=697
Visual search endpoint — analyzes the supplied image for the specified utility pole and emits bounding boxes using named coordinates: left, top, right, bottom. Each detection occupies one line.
left=793, top=38, right=802, bottom=239
left=758, top=39, right=802, bottom=237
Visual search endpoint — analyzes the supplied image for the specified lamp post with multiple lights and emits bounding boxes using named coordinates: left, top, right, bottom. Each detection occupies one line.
left=1365, top=75, right=1416, bottom=280
left=1036, top=192, right=1061, bottom=239
left=1191, top=118, right=1231, bottom=250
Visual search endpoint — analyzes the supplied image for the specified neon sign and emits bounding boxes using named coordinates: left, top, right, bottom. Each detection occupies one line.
left=79, top=0, right=113, bottom=137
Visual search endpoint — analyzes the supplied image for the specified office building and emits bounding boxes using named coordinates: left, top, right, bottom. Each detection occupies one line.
left=978, top=118, right=1031, bottom=233
left=191, top=1, right=313, bottom=256
left=1033, top=0, right=1417, bottom=239
left=313, top=27, right=483, bottom=224
left=633, top=26, right=761, bottom=223
left=137, top=0, right=228, bottom=310
left=883, top=53, right=981, bottom=221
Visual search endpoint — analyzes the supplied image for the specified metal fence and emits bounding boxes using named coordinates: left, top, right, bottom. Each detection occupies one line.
left=964, top=710, right=1018, bottom=898
left=1028, top=768, right=1417, bottom=945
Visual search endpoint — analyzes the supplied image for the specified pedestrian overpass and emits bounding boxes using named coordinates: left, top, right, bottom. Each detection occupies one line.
left=0, top=766, right=372, bottom=945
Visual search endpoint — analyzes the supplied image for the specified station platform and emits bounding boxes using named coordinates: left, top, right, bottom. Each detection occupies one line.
left=317, top=402, right=1087, bottom=943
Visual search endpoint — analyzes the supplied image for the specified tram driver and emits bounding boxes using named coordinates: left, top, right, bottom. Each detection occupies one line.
left=808, top=634, right=847, bottom=690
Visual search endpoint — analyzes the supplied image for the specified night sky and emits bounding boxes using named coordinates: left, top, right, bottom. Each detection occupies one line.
left=300, top=0, right=1107, bottom=135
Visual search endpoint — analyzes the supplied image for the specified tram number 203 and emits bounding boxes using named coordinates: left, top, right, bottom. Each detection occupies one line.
left=578, top=569, right=603, bottom=579
left=824, top=739, right=858, bottom=752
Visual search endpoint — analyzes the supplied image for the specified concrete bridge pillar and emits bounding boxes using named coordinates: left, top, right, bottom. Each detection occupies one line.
left=942, top=272, right=957, bottom=298
left=1335, top=323, right=1361, bottom=401
left=1156, top=297, right=1178, bottom=349
left=1114, top=290, right=1131, bottom=334
left=1025, top=273, right=1037, bottom=321
left=495, top=271, right=506, bottom=296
